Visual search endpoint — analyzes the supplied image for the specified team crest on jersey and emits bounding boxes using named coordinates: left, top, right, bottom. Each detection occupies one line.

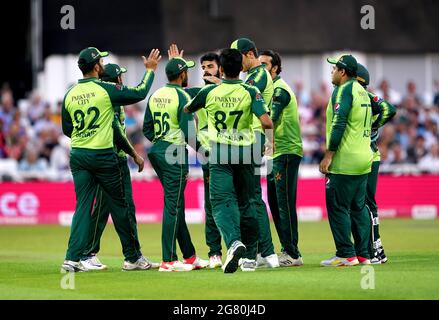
left=373, top=95, right=381, bottom=102
left=247, top=79, right=255, bottom=85
left=256, top=93, right=263, bottom=101
left=334, top=103, right=340, bottom=111
left=115, top=84, right=123, bottom=90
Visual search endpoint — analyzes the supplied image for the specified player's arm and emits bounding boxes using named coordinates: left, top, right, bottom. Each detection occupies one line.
left=142, top=97, right=155, bottom=142
left=185, top=87, right=202, bottom=99
left=112, top=114, right=144, bottom=172
left=248, top=86, right=274, bottom=155
left=183, top=84, right=216, bottom=113
left=99, top=49, right=161, bottom=106
left=369, top=92, right=397, bottom=129
left=176, top=89, right=203, bottom=153
left=61, top=98, right=73, bottom=138
left=271, top=87, right=291, bottom=124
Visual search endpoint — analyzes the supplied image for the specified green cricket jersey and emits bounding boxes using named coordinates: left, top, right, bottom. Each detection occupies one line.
left=143, top=84, right=195, bottom=146
left=62, top=71, right=154, bottom=149
left=245, top=65, right=272, bottom=132
left=271, top=76, right=303, bottom=158
left=186, top=87, right=210, bottom=151
left=368, top=92, right=397, bottom=161
left=186, top=79, right=267, bottom=146
left=114, top=106, right=128, bottom=157
left=326, top=79, right=373, bottom=175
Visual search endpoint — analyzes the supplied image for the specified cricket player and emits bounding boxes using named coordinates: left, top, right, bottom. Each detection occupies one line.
left=168, top=45, right=224, bottom=269
left=230, top=38, right=278, bottom=268
left=184, top=48, right=274, bottom=273
left=61, top=47, right=161, bottom=272
left=191, top=52, right=224, bottom=269
left=143, top=56, right=209, bottom=272
left=259, top=50, right=304, bottom=267
left=355, top=63, right=396, bottom=264
left=80, top=63, right=160, bottom=270
left=319, top=54, right=373, bottom=267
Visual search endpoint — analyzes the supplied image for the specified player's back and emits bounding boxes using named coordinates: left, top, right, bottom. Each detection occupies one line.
left=147, top=84, right=190, bottom=145
left=204, top=80, right=258, bottom=147
left=64, top=79, right=115, bottom=150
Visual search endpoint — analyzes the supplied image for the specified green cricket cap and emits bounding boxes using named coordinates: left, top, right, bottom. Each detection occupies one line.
left=165, top=57, right=195, bottom=77
left=327, top=54, right=358, bottom=75
left=78, top=47, right=109, bottom=67
left=356, top=63, right=370, bottom=86
left=101, top=63, right=127, bottom=81
left=230, top=38, right=257, bottom=55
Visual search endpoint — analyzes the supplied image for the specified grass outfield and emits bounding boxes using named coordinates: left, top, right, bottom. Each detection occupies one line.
left=0, top=219, right=438, bottom=300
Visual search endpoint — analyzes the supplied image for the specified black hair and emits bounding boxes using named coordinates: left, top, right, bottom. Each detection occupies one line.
left=219, top=48, right=242, bottom=78
left=259, top=50, right=282, bottom=75
left=167, top=72, right=181, bottom=82
left=79, top=60, right=98, bottom=75
left=336, top=65, right=356, bottom=78
left=242, top=48, right=258, bottom=58
left=200, top=52, right=220, bottom=66
left=101, top=76, right=118, bottom=83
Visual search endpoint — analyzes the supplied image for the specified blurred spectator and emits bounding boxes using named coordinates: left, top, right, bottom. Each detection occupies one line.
left=0, top=90, right=16, bottom=132
left=27, top=91, right=47, bottom=125
left=18, top=147, right=48, bottom=172
left=124, top=103, right=144, bottom=144
left=407, top=135, right=427, bottom=163
left=418, top=143, right=439, bottom=172
left=0, top=119, right=6, bottom=158
left=403, top=80, right=423, bottom=106
left=375, top=79, right=402, bottom=106
left=388, top=142, right=406, bottom=164
left=50, top=135, right=70, bottom=171
left=434, top=80, right=439, bottom=107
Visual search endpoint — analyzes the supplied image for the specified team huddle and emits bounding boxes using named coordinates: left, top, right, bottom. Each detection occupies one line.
left=60, top=37, right=396, bottom=274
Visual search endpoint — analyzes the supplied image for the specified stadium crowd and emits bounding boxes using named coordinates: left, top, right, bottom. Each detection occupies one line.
left=1, top=78, right=439, bottom=180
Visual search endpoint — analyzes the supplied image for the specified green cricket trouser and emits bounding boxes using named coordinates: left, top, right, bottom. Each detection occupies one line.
left=209, top=143, right=258, bottom=259
left=66, top=148, right=141, bottom=263
left=253, top=131, right=275, bottom=257
left=366, top=161, right=381, bottom=255
left=267, top=154, right=302, bottom=258
left=148, top=141, right=196, bottom=262
left=202, top=163, right=222, bottom=257
left=326, top=173, right=371, bottom=258
left=83, top=156, right=140, bottom=257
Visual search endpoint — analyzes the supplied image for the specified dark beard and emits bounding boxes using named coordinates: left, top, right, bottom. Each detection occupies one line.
left=203, top=71, right=221, bottom=85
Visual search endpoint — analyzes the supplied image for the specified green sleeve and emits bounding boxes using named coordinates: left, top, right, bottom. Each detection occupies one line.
left=61, top=97, right=73, bottom=138
left=186, top=84, right=216, bottom=113
left=112, top=114, right=134, bottom=155
left=246, top=70, right=267, bottom=93
left=98, top=70, right=154, bottom=106
left=177, top=89, right=199, bottom=149
left=143, top=97, right=155, bottom=142
left=246, top=86, right=267, bottom=118
left=328, top=82, right=353, bottom=151
left=368, top=92, right=397, bottom=129
left=271, top=87, right=291, bottom=123
left=185, top=87, right=202, bottom=99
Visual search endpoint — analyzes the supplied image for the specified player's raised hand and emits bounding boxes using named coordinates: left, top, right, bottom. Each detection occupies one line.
left=142, top=49, right=162, bottom=71
left=167, top=43, right=184, bottom=60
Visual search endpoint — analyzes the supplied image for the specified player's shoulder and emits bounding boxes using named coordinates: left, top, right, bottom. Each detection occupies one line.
left=95, top=79, right=125, bottom=92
